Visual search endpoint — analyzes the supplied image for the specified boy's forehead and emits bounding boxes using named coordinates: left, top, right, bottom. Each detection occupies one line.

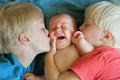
left=35, top=18, right=44, bottom=23
left=33, top=18, right=44, bottom=26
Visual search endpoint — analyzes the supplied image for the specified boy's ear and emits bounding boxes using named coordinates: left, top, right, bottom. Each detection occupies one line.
left=19, top=33, right=30, bottom=44
left=101, top=31, right=113, bottom=42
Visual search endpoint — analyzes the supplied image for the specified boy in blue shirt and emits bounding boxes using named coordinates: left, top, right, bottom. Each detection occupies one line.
left=0, top=2, right=50, bottom=80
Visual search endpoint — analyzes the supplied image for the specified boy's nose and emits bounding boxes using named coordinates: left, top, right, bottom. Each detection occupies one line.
left=46, top=29, right=49, bottom=35
left=79, top=26, right=82, bottom=31
left=79, top=25, right=83, bottom=31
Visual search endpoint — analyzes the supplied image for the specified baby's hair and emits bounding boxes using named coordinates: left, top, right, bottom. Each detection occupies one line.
left=85, top=1, right=120, bottom=48
left=49, top=13, right=77, bottom=30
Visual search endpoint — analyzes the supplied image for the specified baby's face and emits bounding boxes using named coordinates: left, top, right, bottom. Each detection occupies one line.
left=49, top=14, right=77, bottom=49
left=79, top=17, right=104, bottom=47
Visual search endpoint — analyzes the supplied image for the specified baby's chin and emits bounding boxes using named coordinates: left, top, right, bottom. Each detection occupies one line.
left=56, top=43, right=70, bottom=50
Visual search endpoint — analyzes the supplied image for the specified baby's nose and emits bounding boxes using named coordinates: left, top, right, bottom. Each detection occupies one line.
left=56, top=27, right=62, bottom=33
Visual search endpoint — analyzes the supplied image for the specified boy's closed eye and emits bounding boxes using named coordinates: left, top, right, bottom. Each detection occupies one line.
left=84, top=23, right=89, bottom=27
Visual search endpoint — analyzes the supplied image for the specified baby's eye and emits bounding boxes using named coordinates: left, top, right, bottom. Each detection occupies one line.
left=62, top=25, right=68, bottom=29
left=61, top=26, right=65, bottom=29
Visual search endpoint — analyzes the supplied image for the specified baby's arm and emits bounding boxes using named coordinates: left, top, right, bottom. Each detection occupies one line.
left=45, top=33, right=61, bottom=80
left=25, top=73, right=45, bottom=80
left=72, top=31, right=94, bottom=56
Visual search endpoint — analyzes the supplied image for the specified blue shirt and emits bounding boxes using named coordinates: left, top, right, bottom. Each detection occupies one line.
left=0, top=53, right=35, bottom=80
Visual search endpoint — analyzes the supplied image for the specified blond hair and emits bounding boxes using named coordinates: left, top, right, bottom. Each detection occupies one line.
left=0, top=2, right=44, bottom=54
left=85, top=1, right=120, bottom=48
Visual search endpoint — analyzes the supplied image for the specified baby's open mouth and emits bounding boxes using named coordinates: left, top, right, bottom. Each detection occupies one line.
left=57, top=36, right=65, bottom=40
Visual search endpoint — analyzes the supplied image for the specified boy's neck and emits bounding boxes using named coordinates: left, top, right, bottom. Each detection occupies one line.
left=11, top=47, right=36, bottom=68
left=17, top=52, right=36, bottom=68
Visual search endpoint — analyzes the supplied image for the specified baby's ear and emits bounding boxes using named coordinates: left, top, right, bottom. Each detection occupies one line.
left=19, top=33, right=30, bottom=45
left=101, top=31, right=113, bottom=42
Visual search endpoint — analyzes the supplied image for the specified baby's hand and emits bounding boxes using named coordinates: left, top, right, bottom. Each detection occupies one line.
left=25, top=73, right=35, bottom=80
left=25, top=73, right=45, bottom=80
left=72, top=31, right=84, bottom=45
left=49, top=32, right=57, bottom=55
left=72, top=31, right=94, bottom=55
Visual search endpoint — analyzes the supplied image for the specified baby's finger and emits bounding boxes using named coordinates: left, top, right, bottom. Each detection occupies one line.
left=74, top=31, right=84, bottom=38
left=51, top=37, right=56, bottom=48
left=73, top=31, right=80, bottom=38
left=25, top=73, right=31, bottom=79
left=50, top=33, right=57, bottom=54
left=50, top=32, right=55, bottom=41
